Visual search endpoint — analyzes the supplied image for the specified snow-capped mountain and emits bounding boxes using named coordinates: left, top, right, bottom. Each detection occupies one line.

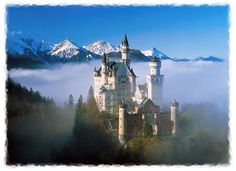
left=6, top=33, right=100, bottom=69
left=38, top=40, right=55, bottom=53
left=48, top=39, right=80, bottom=58
left=6, top=32, right=55, bottom=58
left=171, top=58, right=190, bottom=62
left=141, top=47, right=171, bottom=60
left=83, top=40, right=117, bottom=56
left=6, top=32, right=224, bottom=69
left=193, top=56, right=224, bottom=62
left=47, top=39, right=100, bottom=60
left=141, top=47, right=224, bottom=62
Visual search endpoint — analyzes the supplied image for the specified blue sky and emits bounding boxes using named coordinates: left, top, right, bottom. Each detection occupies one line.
left=7, top=5, right=229, bottom=59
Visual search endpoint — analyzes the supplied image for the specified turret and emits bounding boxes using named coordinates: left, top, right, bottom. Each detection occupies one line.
left=93, top=67, right=98, bottom=77
left=118, top=100, right=127, bottom=145
left=122, top=34, right=129, bottom=47
left=149, top=56, right=161, bottom=76
left=170, top=100, right=179, bottom=135
left=101, top=53, right=108, bottom=84
left=153, top=112, right=158, bottom=135
left=120, top=34, right=130, bottom=67
left=102, top=53, right=109, bottom=64
left=146, top=56, right=164, bottom=109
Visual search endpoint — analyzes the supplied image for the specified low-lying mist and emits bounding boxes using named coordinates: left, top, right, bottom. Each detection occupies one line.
left=9, top=60, right=228, bottom=111
left=7, top=61, right=229, bottom=164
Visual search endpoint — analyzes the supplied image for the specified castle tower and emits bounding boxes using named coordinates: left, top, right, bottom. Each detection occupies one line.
left=146, top=57, right=164, bottom=110
left=118, top=101, right=127, bottom=145
left=170, top=100, right=179, bottom=135
left=101, top=53, right=108, bottom=84
left=120, top=34, right=131, bottom=68
left=153, top=113, right=158, bottom=135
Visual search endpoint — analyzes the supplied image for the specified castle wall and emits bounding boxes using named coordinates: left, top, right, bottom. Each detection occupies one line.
left=170, top=101, right=179, bottom=135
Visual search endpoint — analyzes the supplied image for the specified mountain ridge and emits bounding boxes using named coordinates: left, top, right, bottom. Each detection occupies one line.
left=6, top=33, right=224, bottom=69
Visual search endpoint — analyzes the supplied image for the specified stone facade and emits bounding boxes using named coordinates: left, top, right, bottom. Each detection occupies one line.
left=118, top=99, right=178, bottom=145
left=94, top=35, right=136, bottom=112
left=170, top=100, right=179, bottom=135
left=146, top=57, right=164, bottom=110
left=93, top=35, right=179, bottom=144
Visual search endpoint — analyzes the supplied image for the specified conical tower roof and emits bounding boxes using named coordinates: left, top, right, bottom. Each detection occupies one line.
left=102, top=53, right=109, bottom=63
left=122, top=34, right=129, bottom=47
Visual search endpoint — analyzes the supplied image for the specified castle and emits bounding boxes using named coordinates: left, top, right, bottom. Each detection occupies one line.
left=94, top=35, right=179, bottom=145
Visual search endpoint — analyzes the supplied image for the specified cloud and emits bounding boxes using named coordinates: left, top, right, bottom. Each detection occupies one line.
left=9, top=60, right=228, bottom=111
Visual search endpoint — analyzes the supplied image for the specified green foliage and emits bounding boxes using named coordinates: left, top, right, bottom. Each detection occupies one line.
left=126, top=137, right=147, bottom=163
left=73, top=95, right=86, bottom=135
left=73, top=87, right=102, bottom=137
left=86, top=86, right=100, bottom=122
left=54, top=88, right=121, bottom=164
left=142, top=118, right=153, bottom=137
left=123, top=103, right=229, bottom=164
left=6, top=80, right=229, bottom=164
left=6, top=78, right=58, bottom=118
left=143, top=137, right=173, bottom=164
left=75, top=95, right=86, bottom=117
left=6, top=78, right=69, bottom=164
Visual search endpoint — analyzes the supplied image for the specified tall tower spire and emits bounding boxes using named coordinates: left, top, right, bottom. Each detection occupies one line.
left=102, top=53, right=109, bottom=64
left=120, top=34, right=130, bottom=67
left=122, top=34, right=129, bottom=47
left=146, top=56, right=164, bottom=110
left=101, top=53, right=108, bottom=84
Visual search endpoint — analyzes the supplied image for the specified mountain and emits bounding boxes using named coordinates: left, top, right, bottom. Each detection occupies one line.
left=37, top=40, right=55, bottom=56
left=141, top=47, right=224, bottom=63
left=83, top=40, right=117, bottom=56
left=48, top=39, right=80, bottom=58
left=47, top=39, right=100, bottom=62
left=6, top=32, right=50, bottom=69
left=6, top=33, right=40, bottom=57
left=171, top=58, right=191, bottom=62
left=193, top=56, right=224, bottom=62
left=141, top=47, right=171, bottom=60
left=106, top=49, right=151, bottom=62
left=6, top=32, right=224, bottom=69
left=6, top=33, right=100, bottom=68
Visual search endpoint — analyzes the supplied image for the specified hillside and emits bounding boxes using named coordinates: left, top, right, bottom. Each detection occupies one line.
left=6, top=78, right=57, bottom=118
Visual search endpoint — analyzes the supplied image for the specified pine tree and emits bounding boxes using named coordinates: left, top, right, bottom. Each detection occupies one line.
left=75, top=95, right=86, bottom=121
left=86, top=86, right=100, bottom=122
left=68, top=94, right=74, bottom=107
left=73, top=95, right=86, bottom=136
left=87, top=86, right=94, bottom=101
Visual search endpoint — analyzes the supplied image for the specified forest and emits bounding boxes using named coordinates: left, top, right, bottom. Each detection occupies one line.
left=6, top=78, right=229, bottom=165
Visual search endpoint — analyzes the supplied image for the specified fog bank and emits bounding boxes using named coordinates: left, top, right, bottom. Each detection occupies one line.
left=9, top=60, right=228, bottom=111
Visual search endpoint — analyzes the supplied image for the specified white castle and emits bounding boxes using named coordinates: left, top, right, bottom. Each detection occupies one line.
left=94, top=35, right=164, bottom=111
left=94, top=35, right=179, bottom=144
